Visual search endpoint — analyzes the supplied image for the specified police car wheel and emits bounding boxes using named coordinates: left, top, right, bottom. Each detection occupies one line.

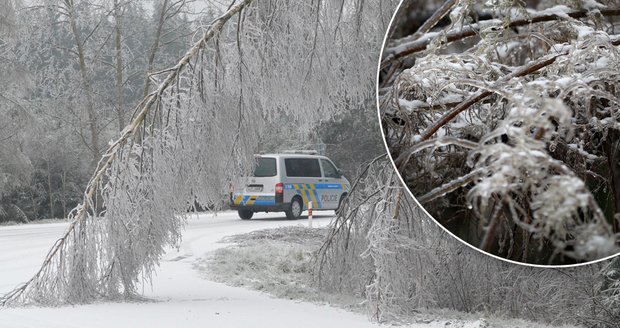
left=286, top=197, right=303, bottom=220
left=238, top=209, right=253, bottom=220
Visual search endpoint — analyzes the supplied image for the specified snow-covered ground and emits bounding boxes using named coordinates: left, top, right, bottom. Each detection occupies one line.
left=0, top=211, right=400, bottom=328
left=0, top=211, right=569, bottom=328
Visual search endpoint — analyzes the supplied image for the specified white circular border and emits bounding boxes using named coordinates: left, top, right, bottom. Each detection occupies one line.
left=374, top=0, right=619, bottom=269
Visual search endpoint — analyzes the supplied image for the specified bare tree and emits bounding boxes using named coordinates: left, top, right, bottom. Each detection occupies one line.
left=113, top=0, right=125, bottom=131
left=63, top=0, right=102, bottom=168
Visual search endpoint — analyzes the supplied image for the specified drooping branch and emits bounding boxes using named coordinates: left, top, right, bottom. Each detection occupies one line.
left=0, top=0, right=254, bottom=307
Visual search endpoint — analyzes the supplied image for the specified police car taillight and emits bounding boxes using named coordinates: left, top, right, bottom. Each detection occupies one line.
left=275, top=183, right=283, bottom=194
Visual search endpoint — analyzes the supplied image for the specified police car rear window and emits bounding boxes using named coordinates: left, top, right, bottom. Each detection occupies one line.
left=253, top=158, right=277, bottom=177
left=284, top=158, right=321, bottom=177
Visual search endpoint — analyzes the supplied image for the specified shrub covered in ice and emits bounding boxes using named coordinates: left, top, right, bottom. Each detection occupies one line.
left=380, top=0, right=620, bottom=263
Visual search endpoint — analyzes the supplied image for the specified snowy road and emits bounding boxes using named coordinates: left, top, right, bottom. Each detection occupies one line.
left=0, top=211, right=391, bottom=328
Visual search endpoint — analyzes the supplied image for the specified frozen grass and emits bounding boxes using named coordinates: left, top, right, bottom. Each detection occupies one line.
left=195, top=226, right=364, bottom=311
left=197, top=226, right=581, bottom=328
left=409, top=308, right=581, bottom=328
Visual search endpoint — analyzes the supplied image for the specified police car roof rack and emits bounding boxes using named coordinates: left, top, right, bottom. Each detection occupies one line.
left=282, top=150, right=318, bottom=155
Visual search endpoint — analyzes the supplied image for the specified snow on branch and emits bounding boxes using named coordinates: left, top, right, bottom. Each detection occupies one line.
left=382, top=6, right=620, bottom=67
left=0, top=0, right=254, bottom=306
left=381, top=0, right=620, bottom=264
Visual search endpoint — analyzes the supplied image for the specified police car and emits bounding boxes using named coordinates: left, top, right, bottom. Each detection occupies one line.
left=230, top=151, right=350, bottom=219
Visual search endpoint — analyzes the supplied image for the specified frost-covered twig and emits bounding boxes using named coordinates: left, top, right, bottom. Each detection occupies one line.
left=382, top=8, right=620, bottom=67
left=394, top=136, right=478, bottom=168
left=417, top=168, right=482, bottom=204
left=411, top=0, right=458, bottom=41
left=415, top=52, right=564, bottom=144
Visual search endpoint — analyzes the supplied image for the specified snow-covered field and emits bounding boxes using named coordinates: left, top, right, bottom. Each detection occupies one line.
left=0, top=211, right=393, bottom=328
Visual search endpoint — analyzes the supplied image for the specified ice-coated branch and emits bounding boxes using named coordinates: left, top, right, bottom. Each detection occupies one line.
left=393, top=136, right=478, bottom=169
left=417, top=168, right=482, bottom=204
left=381, top=0, right=620, bottom=264
left=317, top=154, right=387, bottom=263
left=381, top=7, right=620, bottom=67
left=414, top=52, right=564, bottom=145
left=411, top=0, right=458, bottom=41
left=0, top=0, right=254, bottom=307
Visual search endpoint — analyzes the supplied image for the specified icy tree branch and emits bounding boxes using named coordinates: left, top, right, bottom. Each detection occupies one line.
left=0, top=0, right=254, bottom=307
left=382, top=8, right=620, bottom=67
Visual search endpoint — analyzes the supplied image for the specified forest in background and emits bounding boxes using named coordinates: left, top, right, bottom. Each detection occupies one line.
left=0, top=0, right=385, bottom=224
left=0, top=0, right=205, bottom=222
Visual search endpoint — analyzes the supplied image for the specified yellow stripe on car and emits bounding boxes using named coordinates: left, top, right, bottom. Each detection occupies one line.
left=300, top=189, right=309, bottom=205
left=307, top=188, right=318, bottom=207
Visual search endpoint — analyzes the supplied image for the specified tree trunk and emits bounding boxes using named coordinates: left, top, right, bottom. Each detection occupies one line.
left=114, top=0, right=125, bottom=132
left=61, top=168, right=67, bottom=218
left=66, top=0, right=100, bottom=169
left=46, top=161, right=53, bottom=219
left=143, top=0, right=169, bottom=98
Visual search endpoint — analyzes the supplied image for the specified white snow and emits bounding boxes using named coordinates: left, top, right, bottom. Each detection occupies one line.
left=582, top=0, right=606, bottom=10
left=595, top=56, right=611, bottom=69
left=496, top=41, right=521, bottom=59
left=574, top=25, right=595, bottom=39
left=536, top=5, right=572, bottom=19
left=437, top=94, right=465, bottom=104
left=0, top=213, right=565, bottom=328
left=399, top=98, right=428, bottom=112
left=555, top=76, right=575, bottom=88
left=0, top=211, right=388, bottom=328
left=567, top=143, right=599, bottom=161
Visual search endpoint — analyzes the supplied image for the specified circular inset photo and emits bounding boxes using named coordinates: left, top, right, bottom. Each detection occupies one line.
left=378, top=0, right=620, bottom=265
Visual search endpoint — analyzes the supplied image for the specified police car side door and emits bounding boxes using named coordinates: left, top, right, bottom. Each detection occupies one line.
left=319, top=159, right=343, bottom=209
left=283, top=157, right=322, bottom=210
